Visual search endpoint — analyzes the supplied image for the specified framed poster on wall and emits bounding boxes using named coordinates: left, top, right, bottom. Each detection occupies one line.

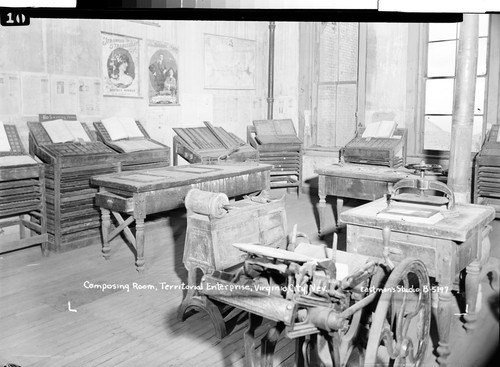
left=204, top=34, right=256, bottom=90
left=102, top=32, right=141, bottom=98
left=147, top=40, right=179, bottom=105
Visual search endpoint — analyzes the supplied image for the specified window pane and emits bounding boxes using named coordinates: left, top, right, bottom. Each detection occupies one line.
left=429, top=23, right=458, bottom=42
left=338, top=23, right=359, bottom=82
left=427, top=40, right=456, bottom=77
left=472, top=116, right=484, bottom=152
left=425, top=79, right=454, bottom=115
left=475, top=76, right=485, bottom=115
left=477, top=38, right=488, bottom=76
left=317, top=84, right=337, bottom=147
left=424, top=115, right=452, bottom=150
left=479, top=14, right=489, bottom=37
left=336, top=83, right=357, bottom=146
left=424, top=115, right=484, bottom=152
left=319, top=23, right=339, bottom=83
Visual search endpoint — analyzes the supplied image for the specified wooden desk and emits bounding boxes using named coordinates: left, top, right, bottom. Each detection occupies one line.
left=91, top=164, right=272, bottom=272
left=315, top=163, right=417, bottom=234
left=340, top=198, right=495, bottom=366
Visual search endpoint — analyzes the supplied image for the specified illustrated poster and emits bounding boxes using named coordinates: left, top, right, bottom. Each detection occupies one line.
left=102, top=32, right=140, bottom=98
left=147, top=40, right=179, bottom=105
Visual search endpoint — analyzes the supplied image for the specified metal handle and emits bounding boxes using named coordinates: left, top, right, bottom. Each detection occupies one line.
left=382, top=227, right=395, bottom=270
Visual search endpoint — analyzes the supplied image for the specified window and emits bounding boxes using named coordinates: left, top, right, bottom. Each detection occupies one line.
left=423, top=15, right=490, bottom=153
left=300, top=22, right=364, bottom=150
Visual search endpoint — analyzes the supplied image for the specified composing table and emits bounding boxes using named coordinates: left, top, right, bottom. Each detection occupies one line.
left=91, top=164, right=272, bottom=272
left=315, top=163, right=418, bottom=235
left=340, top=198, right=495, bottom=367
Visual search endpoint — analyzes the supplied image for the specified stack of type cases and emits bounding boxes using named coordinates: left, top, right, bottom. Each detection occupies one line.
left=27, top=120, right=119, bottom=252
left=474, top=124, right=500, bottom=217
left=173, top=121, right=258, bottom=165
left=247, top=119, right=303, bottom=195
left=0, top=124, right=48, bottom=254
left=93, top=120, right=171, bottom=171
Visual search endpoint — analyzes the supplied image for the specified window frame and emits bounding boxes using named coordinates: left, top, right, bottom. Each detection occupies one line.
left=410, top=16, right=495, bottom=163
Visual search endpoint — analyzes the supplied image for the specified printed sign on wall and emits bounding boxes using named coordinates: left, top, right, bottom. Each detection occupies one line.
left=102, top=32, right=140, bottom=98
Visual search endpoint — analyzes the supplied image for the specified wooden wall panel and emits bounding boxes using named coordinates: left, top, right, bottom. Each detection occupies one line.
left=0, top=19, right=300, bottom=162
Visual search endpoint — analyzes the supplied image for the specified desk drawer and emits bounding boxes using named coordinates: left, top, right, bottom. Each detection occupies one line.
left=322, top=176, right=390, bottom=201
left=346, top=225, right=439, bottom=277
left=95, top=192, right=134, bottom=213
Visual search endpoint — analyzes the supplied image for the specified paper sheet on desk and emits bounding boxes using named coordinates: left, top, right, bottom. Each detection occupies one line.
left=112, top=139, right=163, bottom=152
left=377, top=202, right=445, bottom=224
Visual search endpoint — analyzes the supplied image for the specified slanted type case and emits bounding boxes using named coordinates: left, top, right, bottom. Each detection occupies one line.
left=342, top=123, right=407, bottom=168
left=94, top=116, right=171, bottom=171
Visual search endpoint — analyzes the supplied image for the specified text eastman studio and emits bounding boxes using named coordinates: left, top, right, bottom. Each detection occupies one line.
left=361, top=285, right=450, bottom=293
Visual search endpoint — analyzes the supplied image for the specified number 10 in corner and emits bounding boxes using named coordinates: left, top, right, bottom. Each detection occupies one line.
left=1, top=11, right=30, bottom=26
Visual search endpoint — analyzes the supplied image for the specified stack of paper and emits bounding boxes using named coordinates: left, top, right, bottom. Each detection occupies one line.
left=101, top=117, right=143, bottom=141
left=42, top=119, right=91, bottom=143
left=0, top=122, right=12, bottom=152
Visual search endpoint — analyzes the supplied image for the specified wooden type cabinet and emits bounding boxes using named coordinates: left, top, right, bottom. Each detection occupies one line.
left=247, top=119, right=303, bottom=195
left=28, top=121, right=120, bottom=252
left=474, top=124, right=500, bottom=217
left=1, top=124, right=48, bottom=254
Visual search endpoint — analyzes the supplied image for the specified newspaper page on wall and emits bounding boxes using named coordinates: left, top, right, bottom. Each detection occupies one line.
left=79, top=77, right=102, bottom=117
left=50, top=75, right=78, bottom=114
left=0, top=73, right=21, bottom=116
left=102, top=32, right=140, bottom=98
left=21, top=72, right=50, bottom=116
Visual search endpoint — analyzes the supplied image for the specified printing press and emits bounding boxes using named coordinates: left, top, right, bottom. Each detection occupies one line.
left=178, top=189, right=433, bottom=367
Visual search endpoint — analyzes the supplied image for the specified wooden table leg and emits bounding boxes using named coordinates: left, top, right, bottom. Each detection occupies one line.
left=318, top=194, right=327, bottom=236
left=318, top=175, right=326, bottom=236
left=135, top=218, right=145, bottom=273
left=336, top=197, right=344, bottom=228
left=436, top=283, right=453, bottom=366
left=100, top=208, right=111, bottom=260
left=463, top=259, right=481, bottom=331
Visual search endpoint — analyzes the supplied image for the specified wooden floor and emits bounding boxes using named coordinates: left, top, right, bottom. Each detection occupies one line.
left=0, top=190, right=498, bottom=367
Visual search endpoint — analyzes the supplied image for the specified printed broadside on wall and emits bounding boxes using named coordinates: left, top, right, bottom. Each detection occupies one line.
left=102, top=32, right=140, bottom=98
left=204, top=34, right=256, bottom=90
left=147, top=40, right=179, bottom=106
